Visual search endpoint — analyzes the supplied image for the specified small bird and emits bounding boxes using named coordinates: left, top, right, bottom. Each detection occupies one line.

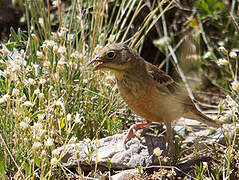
left=88, top=43, right=221, bottom=155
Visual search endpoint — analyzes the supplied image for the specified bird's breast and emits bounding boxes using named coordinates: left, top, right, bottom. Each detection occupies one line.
left=116, top=77, right=184, bottom=122
left=116, top=76, right=160, bottom=121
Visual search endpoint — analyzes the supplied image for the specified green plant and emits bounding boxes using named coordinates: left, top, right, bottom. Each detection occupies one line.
left=0, top=0, right=173, bottom=178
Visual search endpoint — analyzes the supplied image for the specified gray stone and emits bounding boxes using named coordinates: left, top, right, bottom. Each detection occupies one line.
left=58, top=129, right=166, bottom=171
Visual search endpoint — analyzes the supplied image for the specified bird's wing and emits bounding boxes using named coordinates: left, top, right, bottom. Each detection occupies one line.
left=146, top=62, right=194, bottom=106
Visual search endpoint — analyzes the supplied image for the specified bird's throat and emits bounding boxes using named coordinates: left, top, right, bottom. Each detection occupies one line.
left=115, top=72, right=146, bottom=97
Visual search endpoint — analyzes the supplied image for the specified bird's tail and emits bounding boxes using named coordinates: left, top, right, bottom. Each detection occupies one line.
left=183, top=108, right=221, bottom=128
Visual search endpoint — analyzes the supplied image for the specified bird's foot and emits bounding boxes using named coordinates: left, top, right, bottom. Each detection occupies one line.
left=119, top=122, right=150, bottom=145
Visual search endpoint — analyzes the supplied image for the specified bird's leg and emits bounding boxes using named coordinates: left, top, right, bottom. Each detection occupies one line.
left=119, top=122, right=150, bottom=144
left=165, top=121, right=174, bottom=156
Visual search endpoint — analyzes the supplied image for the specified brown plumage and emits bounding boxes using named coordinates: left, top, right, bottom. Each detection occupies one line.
left=88, top=43, right=221, bottom=155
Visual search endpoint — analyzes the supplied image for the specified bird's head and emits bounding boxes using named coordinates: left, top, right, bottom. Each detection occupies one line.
left=88, top=43, right=136, bottom=72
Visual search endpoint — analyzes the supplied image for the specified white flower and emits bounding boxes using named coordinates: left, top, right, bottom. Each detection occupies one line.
left=50, top=157, right=58, bottom=166
left=38, top=114, right=45, bottom=120
left=36, top=51, right=44, bottom=60
left=25, top=116, right=31, bottom=123
left=32, top=142, right=42, bottom=150
left=38, top=18, right=44, bottom=29
left=57, top=27, right=68, bottom=39
left=32, top=122, right=43, bottom=131
left=53, top=45, right=58, bottom=54
left=26, top=65, right=32, bottom=73
left=19, top=121, right=29, bottom=130
left=0, top=48, right=9, bottom=56
left=34, top=89, right=40, bottom=95
left=60, top=27, right=68, bottom=32
left=74, top=113, right=82, bottom=123
left=68, top=137, right=77, bottom=144
left=203, top=162, right=208, bottom=169
left=45, top=138, right=54, bottom=147
left=69, top=61, right=77, bottom=70
left=39, top=78, right=46, bottom=84
left=52, top=0, right=61, bottom=7
left=108, top=34, right=115, bottom=44
left=70, top=51, right=79, bottom=58
left=66, top=114, right=72, bottom=121
left=55, top=100, right=63, bottom=106
left=44, top=40, right=56, bottom=48
left=32, top=63, right=39, bottom=76
left=57, top=31, right=64, bottom=38
left=0, top=94, right=10, bottom=103
left=35, top=129, right=47, bottom=141
left=57, top=46, right=66, bottom=54
left=153, top=147, right=163, bottom=157
left=28, top=78, right=36, bottom=85
left=41, top=44, right=48, bottom=53
left=31, top=33, right=38, bottom=42
left=218, top=46, right=228, bottom=55
left=71, top=51, right=84, bottom=61
left=19, top=95, right=26, bottom=102
left=43, top=61, right=51, bottom=69
left=20, top=49, right=25, bottom=58
left=82, top=79, right=88, bottom=84
left=55, top=100, right=65, bottom=113
left=94, top=45, right=103, bottom=55
left=22, top=101, right=34, bottom=107
left=67, top=34, right=74, bottom=41
left=226, top=95, right=238, bottom=108
left=53, top=73, right=59, bottom=82
left=203, top=51, right=212, bottom=59
left=41, top=150, right=46, bottom=159
left=52, top=148, right=61, bottom=156
left=39, top=93, right=45, bottom=101
left=217, top=58, right=229, bottom=66
left=232, top=80, right=239, bottom=92
left=41, top=43, right=48, bottom=53
left=99, top=33, right=105, bottom=42
left=12, top=88, right=20, bottom=97
left=51, top=32, right=57, bottom=39
left=57, top=57, right=66, bottom=66
left=229, top=51, right=237, bottom=59
left=31, top=125, right=46, bottom=140
left=222, top=124, right=230, bottom=131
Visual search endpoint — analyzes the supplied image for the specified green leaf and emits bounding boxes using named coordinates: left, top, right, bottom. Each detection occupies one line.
left=214, top=2, right=225, bottom=11
left=31, top=110, right=44, bottom=120
left=10, top=27, right=20, bottom=43
left=24, top=160, right=31, bottom=176
left=0, top=161, right=6, bottom=180
left=201, top=0, right=210, bottom=13
left=207, top=0, right=215, bottom=9
left=5, top=42, right=23, bottom=49
left=18, top=28, right=28, bottom=41
left=34, top=153, right=40, bottom=168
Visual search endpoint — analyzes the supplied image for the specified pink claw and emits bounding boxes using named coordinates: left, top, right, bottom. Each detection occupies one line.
left=119, top=122, right=150, bottom=144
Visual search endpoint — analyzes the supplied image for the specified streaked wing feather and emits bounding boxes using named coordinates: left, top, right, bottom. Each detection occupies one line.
left=146, top=63, right=194, bottom=106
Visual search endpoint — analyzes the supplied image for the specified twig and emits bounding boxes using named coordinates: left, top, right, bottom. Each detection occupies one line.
left=230, top=0, right=239, bottom=31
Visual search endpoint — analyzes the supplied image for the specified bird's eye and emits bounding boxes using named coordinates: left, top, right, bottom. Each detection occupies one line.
left=107, top=51, right=115, bottom=59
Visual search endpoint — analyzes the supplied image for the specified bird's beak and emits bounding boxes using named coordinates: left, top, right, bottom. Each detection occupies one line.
left=87, top=57, right=106, bottom=72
